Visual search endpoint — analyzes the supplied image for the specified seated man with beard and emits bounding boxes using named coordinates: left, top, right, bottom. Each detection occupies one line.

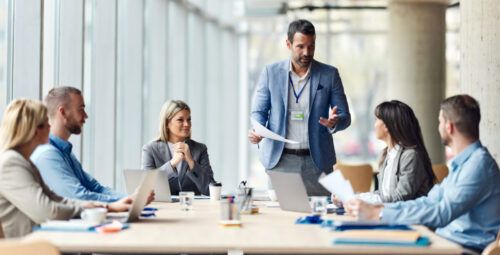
left=345, top=95, right=500, bottom=253
left=31, top=86, right=126, bottom=202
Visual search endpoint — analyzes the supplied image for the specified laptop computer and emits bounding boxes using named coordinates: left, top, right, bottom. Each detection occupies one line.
left=124, top=169, right=173, bottom=202
left=119, top=169, right=159, bottom=223
left=267, top=171, right=312, bottom=213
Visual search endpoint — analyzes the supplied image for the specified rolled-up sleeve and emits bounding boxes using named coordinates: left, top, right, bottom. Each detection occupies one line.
left=381, top=159, right=491, bottom=229
left=32, top=147, right=123, bottom=202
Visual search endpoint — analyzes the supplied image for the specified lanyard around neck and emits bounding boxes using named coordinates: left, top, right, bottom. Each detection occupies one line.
left=289, top=73, right=311, bottom=104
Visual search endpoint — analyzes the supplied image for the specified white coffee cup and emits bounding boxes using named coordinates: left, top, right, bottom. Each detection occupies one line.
left=81, top=208, right=107, bottom=225
left=209, top=184, right=222, bottom=202
left=268, top=189, right=278, bottom=201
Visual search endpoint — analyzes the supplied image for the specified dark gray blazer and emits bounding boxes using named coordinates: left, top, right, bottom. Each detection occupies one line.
left=374, top=147, right=433, bottom=202
left=141, top=139, right=214, bottom=195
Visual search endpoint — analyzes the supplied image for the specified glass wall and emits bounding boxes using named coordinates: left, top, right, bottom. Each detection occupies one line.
left=0, top=0, right=461, bottom=194
left=0, top=0, right=242, bottom=194
left=0, top=0, right=8, bottom=119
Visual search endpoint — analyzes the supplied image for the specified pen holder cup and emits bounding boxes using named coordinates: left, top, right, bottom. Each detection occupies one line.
left=238, top=187, right=253, bottom=213
left=220, top=197, right=240, bottom=221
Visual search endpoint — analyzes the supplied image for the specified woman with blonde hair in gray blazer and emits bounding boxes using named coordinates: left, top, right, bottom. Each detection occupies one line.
left=141, top=100, right=215, bottom=195
left=0, top=99, right=131, bottom=238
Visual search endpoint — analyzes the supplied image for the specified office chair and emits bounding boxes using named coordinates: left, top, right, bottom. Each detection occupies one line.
left=0, top=222, right=4, bottom=239
left=432, top=164, right=449, bottom=184
left=334, top=163, right=373, bottom=193
left=0, top=240, right=59, bottom=255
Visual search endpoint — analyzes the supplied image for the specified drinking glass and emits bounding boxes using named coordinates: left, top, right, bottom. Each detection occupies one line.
left=179, top=191, right=195, bottom=211
left=310, top=196, right=328, bottom=216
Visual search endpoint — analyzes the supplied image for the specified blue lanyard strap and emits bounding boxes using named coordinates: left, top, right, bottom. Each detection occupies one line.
left=289, top=73, right=311, bottom=103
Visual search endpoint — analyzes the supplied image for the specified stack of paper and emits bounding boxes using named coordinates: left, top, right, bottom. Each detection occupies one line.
left=332, top=230, right=430, bottom=246
left=330, top=223, right=430, bottom=247
left=37, top=220, right=99, bottom=232
left=336, top=230, right=420, bottom=242
left=318, top=171, right=354, bottom=202
left=251, top=118, right=299, bottom=144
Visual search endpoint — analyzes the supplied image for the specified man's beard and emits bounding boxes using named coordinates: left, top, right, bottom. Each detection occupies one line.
left=440, top=135, right=450, bottom=146
left=66, top=122, right=82, bottom=135
left=295, top=56, right=312, bottom=68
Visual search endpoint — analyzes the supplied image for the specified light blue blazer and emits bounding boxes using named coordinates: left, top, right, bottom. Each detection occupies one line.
left=251, top=59, right=350, bottom=173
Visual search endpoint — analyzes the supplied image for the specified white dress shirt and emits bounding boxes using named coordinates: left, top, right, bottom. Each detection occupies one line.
left=381, top=144, right=401, bottom=196
left=285, top=61, right=311, bottom=150
left=357, top=144, right=401, bottom=204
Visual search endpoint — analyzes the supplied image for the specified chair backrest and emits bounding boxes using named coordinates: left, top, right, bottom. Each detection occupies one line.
left=482, top=233, right=500, bottom=255
left=0, top=221, right=4, bottom=239
left=432, top=164, right=449, bottom=184
left=0, top=241, right=59, bottom=255
left=334, top=163, right=373, bottom=193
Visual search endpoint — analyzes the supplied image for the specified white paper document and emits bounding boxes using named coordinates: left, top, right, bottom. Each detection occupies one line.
left=318, top=170, right=355, bottom=202
left=40, top=220, right=98, bottom=231
left=251, top=118, right=299, bottom=144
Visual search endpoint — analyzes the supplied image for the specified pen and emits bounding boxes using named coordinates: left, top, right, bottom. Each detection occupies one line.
left=228, top=196, right=232, bottom=220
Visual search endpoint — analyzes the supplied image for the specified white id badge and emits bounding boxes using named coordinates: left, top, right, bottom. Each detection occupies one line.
left=291, top=111, right=305, bottom=121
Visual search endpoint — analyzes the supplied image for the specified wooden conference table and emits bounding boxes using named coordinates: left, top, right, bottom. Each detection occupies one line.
left=25, top=200, right=462, bottom=254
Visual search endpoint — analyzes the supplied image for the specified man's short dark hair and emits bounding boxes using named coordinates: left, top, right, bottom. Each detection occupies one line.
left=287, top=19, right=316, bottom=43
left=440, top=94, right=481, bottom=140
left=45, top=86, right=82, bottom=118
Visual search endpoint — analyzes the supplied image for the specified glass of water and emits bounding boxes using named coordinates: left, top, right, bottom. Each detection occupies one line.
left=179, top=191, right=195, bottom=211
left=310, top=196, right=328, bottom=216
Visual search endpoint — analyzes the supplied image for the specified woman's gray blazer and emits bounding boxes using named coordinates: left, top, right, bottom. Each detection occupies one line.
left=141, top=139, right=214, bottom=195
left=374, top=147, right=433, bottom=202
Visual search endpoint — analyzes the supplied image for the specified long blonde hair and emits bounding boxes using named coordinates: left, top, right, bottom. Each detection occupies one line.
left=0, top=99, right=48, bottom=152
left=158, top=100, right=191, bottom=142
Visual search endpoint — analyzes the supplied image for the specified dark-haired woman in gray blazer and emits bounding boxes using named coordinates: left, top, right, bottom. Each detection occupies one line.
left=356, top=100, right=436, bottom=204
left=141, top=100, right=214, bottom=195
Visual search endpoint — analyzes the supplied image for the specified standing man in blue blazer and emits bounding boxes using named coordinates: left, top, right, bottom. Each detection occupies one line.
left=249, top=19, right=351, bottom=195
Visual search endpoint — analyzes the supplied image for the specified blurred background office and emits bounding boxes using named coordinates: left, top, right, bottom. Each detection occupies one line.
left=0, top=0, right=498, bottom=194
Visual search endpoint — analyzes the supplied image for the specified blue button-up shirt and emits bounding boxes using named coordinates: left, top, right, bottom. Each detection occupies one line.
left=31, top=134, right=125, bottom=202
left=381, top=141, right=500, bottom=250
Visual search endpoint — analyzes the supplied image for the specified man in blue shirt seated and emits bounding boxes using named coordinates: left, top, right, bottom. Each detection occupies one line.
left=31, top=86, right=126, bottom=203
left=346, top=95, right=500, bottom=252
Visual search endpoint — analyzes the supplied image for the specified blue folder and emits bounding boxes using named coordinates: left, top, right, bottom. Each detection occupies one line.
left=332, top=224, right=413, bottom=231
left=333, top=236, right=431, bottom=247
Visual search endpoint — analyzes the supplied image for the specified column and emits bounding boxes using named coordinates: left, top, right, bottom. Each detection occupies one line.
left=387, top=0, right=448, bottom=163
left=460, top=0, right=500, bottom=160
